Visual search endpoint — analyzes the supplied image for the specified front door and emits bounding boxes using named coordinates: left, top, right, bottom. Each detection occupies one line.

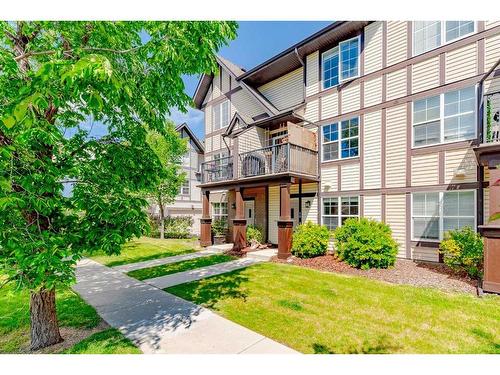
left=290, top=198, right=300, bottom=228
left=244, top=200, right=255, bottom=227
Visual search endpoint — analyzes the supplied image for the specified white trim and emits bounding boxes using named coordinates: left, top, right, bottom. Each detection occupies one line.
left=321, top=35, right=361, bottom=90
left=212, top=100, right=230, bottom=130
left=321, top=46, right=339, bottom=90
left=320, top=116, right=360, bottom=163
left=321, top=196, right=360, bottom=230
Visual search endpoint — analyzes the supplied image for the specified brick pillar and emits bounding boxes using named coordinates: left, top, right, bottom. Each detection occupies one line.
left=232, top=188, right=247, bottom=252
left=200, top=190, right=212, bottom=247
left=481, top=168, right=500, bottom=293
left=277, top=183, right=293, bottom=259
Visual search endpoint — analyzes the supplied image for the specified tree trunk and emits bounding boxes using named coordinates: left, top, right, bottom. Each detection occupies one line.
left=30, top=289, right=63, bottom=351
left=158, top=194, right=165, bottom=240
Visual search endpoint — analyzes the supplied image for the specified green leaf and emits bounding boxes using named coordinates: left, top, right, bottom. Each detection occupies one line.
left=2, top=116, right=16, bottom=128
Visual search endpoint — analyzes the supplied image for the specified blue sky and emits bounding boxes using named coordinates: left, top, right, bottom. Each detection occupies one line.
left=170, top=21, right=332, bottom=140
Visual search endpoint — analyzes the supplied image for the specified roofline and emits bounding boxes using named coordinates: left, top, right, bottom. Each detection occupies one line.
left=175, top=122, right=205, bottom=153
left=236, top=21, right=345, bottom=82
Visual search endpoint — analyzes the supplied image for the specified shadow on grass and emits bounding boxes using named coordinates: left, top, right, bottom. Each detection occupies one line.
left=312, top=335, right=402, bottom=354
left=167, top=269, right=250, bottom=310
left=470, top=328, right=500, bottom=353
left=63, top=328, right=140, bottom=354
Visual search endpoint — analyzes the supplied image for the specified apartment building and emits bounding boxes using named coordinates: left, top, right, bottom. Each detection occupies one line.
left=193, top=22, right=500, bottom=291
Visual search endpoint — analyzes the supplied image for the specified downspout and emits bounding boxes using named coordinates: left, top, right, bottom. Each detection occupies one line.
left=294, top=47, right=306, bottom=103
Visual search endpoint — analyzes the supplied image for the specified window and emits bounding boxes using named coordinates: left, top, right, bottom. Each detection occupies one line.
left=322, top=117, right=359, bottom=161
left=212, top=202, right=228, bottom=221
left=213, top=100, right=230, bottom=130
left=412, top=86, right=476, bottom=147
left=179, top=180, right=189, bottom=195
left=322, top=196, right=359, bottom=230
left=412, top=191, right=475, bottom=241
left=321, top=36, right=360, bottom=89
left=413, top=21, right=475, bottom=55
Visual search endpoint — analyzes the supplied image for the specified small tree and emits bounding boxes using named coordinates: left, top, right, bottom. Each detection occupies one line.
left=0, top=21, right=237, bottom=350
left=146, top=121, right=187, bottom=239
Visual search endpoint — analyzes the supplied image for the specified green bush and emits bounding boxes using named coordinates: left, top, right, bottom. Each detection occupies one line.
left=246, top=225, right=263, bottom=244
left=163, top=216, right=193, bottom=239
left=291, top=221, right=330, bottom=258
left=147, top=216, right=160, bottom=238
left=439, top=226, right=483, bottom=279
left=212, top=218, right=228, bottom=236
left=333, top=218, right=398, bottom=270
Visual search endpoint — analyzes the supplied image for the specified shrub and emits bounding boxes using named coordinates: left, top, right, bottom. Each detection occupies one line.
left=291, top=221, right=330, bottom=258
left=163, top=216, right=193, bottom=239
left=147, top=216, right=160, bottom=238
left=439, top=226, right=483, bottom=279
left=246, top=225, right=264, bottom=244
left=212, top=218, right=228, bottom=236
left=333, top=218, right=398, bottom=270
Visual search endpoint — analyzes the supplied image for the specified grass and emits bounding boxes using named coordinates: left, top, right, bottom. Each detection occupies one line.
left=88, top=237, right=198, bottom=267
left=63, top=328, right=141, bottom=354
left=128, top=254, right=236, bottom=281
left=166, top=262, right=500, bottom=354
left=0, top=276, right=139, bottom=354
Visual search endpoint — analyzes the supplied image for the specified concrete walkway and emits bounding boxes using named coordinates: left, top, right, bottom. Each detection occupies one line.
left=73, top=259, right=297, bottom=354
left=143, top=258, right=262, bottom=289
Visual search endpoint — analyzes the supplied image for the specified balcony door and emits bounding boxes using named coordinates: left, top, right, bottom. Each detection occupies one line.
left=271, top=131, right=287, bottom=173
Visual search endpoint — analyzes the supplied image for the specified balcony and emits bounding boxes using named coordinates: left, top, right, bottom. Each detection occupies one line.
left=200, top=142, right=318, bottom=185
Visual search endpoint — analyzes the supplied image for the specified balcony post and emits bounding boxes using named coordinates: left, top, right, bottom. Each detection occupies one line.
left=200, top=190, right=212, bottom=247
left=277, top=182, right=293, bottom=259
left=232, top=187, right=247, bottom=252
left=233, top=138, right=239, bottom=180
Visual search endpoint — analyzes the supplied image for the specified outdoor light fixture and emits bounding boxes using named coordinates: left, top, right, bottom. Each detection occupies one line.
left=305, top=200, right=311, bottom=208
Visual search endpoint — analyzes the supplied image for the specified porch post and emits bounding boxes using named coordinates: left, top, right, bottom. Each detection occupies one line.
left=232, top=187, right=247, bottom=252
left=277, top=182, right=293, bottom=259
left=200, top=190, right=212, bottom=247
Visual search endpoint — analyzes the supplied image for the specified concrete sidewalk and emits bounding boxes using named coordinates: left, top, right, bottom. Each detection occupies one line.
left=73, top=259, right=297, bottom=354
left=143, top=258, right=262, bottom=289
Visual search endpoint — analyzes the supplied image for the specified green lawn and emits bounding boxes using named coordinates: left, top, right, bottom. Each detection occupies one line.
left=166, top=262, right=500, bottom=354
left=128, top=254, right=235, bottom=280
left=63, top=328, right=141, bottom=354
left=88, top=237, right=198, bottom=267
left=0, top=277, right=139, bottom=354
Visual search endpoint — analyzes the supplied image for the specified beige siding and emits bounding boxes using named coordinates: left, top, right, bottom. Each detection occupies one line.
left=238, top=127, right=265, bottom=154
left=341, top=83, right=360, bottom=114
left=205, top=104, right=213, bottom=135
left=321, top=91, right=338, bottom=119
left=341, top=163, right=360, bottom=191
left=486, top=21, right=500, bottom=29
left=212, top=72, right=222, bottom=98
left=321, top=166, right=338, bottom=192
left=385, top=105, right=407, bottom=188
left=363, top=111, right=382, bottom=189
left=485, top=33, right=500, bottom=71
left=411, top=153, right=439, bottom=186
left=291, top=183, right=318, bottom=224
left=364, top=22, right=383, bottom=74
left=306, top=51, right=319, bottom=97
left=230, top=89, right=264, bottom=119
left=304, top=99, right=319, bottom=123
left=363, top=195, right=382, bottom=221
left=444, top=148, right=477, bottom=184
left=203, top=84, right=212, bottom=105
left=386, top=194, right=407, bottom=258
left=387, top=21, right=408, bottom=66
left=386, top=68, right=407, bottom=101
left=268, top=185, right=280, bottom=244
left=445, top=43, right=477, bottom=84
left=364, top=77, right=383, bottom=107
left=411, top=247, right=439, bottom=262
left=258, top=68, right=303, bottom=111
left=221, top=69, right=230, bottom=93
left=412, top=56, right=440, bottom=93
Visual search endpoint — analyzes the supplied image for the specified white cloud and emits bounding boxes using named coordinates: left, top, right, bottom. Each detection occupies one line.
left=169, top=107, right=205, bottom=140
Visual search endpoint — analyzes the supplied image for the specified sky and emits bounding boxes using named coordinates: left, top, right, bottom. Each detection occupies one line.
left=170, top=21, right=332, bottom=140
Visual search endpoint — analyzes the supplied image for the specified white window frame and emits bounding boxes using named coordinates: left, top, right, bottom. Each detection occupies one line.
left=212, top=100, right=230, bottom=130
left=411, top=85, right=477, bottom=149
left=321, top=35, right=361, bottom=90
left=411, top=190, right=476, bottom=242
left=321, top=196, right=360, bottom=230
left=412, top=21, right=476, bottom=56
left=212, top=202, right=228, bottom=221
left=321, top=117, right=360, bottom=162
left=179, top=180, right=190, bottom=196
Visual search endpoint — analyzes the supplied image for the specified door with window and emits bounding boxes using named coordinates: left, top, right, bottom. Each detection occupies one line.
left=290, top=198, right=300, bottom=228
left=244, top=200, right=255, bottom=227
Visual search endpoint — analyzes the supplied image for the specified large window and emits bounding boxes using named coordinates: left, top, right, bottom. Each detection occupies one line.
left=213, top=100, right=230, bottom=130
left=412, top=86, right=476, bottom=148
left=412, top=191, right=475, bottom=241
left=413, top=21, right=475, bottom=55
left=321, top=36, right=360, bottom=89
left=322, top=117, right=359, bottom=161
left=322, top=196, right=359, bottom=230
left=212, top=202, right=228, bottom=221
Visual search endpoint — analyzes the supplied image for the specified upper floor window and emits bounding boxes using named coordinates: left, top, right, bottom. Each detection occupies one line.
left=412, top=86, right=476, bottom=148
left=213, top=100, right=229, bottom=130
left=322, top=36, right=360, bottom=89
left=179, top=180, right=189, bottom=195
left=322, top=117, right=359, bottom=161
left=413, top=21, right=475, bottom=56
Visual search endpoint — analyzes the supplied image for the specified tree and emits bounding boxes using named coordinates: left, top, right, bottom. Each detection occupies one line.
left=0, top=21, right=237, bottom=350
left=146, top=120, right=187, bottom=239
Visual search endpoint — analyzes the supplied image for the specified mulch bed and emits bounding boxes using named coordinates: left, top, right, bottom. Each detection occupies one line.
left=273, top=255, right=478, bottom=294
